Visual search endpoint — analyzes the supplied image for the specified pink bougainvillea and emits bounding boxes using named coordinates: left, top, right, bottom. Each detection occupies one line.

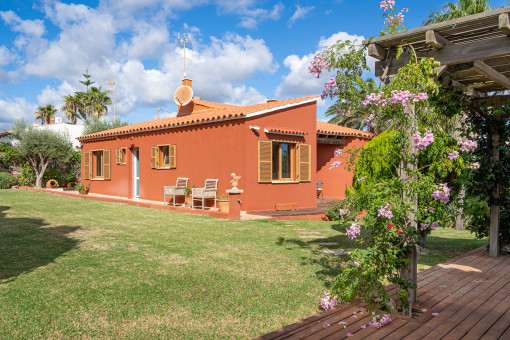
left=346, top=223, right=361, bottom=240
left=362, top=90, right=428, bottom=107
left=432, top=183, right=451, bottom=204
left=309, top=52, right=329, bottom=78
left=413, top=130, right=435, bottom=150
left=377, top=203, right=393, bottom=219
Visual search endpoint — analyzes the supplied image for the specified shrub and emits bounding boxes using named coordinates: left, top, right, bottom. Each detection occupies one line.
left=0, top=172, right=16, bottom=189
left=42, top=167, right=65, bottom=187
left=17, top=166, right=35, bottom=187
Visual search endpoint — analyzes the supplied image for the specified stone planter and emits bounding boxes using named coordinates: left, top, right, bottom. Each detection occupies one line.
left=217, top=199, right=229, bottom=213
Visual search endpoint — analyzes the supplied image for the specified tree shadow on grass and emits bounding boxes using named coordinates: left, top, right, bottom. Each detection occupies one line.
left=0, top=205, right=80, bottom=283
left=276, top=236, right=351, bottom=289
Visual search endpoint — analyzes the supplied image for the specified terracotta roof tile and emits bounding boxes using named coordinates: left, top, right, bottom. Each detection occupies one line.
left=78, top=95, right=318, bottom=140
left=316, top=121, right=374, bottom=138
left=264, top=128, right=307, bottom=136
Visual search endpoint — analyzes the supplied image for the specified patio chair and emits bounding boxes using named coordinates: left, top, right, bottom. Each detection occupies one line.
left=191, top=179, right=218, bottom=210
left=164, top=177, right=189, bottom=206
left=316, top=181, right=324, bottom=198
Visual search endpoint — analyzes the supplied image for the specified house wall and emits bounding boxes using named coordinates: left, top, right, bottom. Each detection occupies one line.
left=316, top=137, right=369, bottom=199
left=80, top=101, right=319, bottom=212
left=81, top=120, right=247, bottom=206
left=243, top=101, right=317, bottom=212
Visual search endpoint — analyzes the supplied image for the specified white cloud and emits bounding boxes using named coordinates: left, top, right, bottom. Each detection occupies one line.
left=217, top=1, right=284, bottom=29
left=37, top=81, right=77, bottom=109
left=0, top=11, right=45, bottom=36
left=0, top=2, right=280, bottom=128
left=275, top=54, right=324, bottom=98
left=276, top=31, right=376, bottom=99
left=288, top=5, right=314, bottom=27
left=0, top=46, right=14, bottom=66
left=0, top=97, right=37, bottom=129
left=120, top=23, right=171, bottom=60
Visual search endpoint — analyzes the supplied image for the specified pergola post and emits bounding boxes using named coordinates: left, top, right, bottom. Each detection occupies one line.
left=489, top=128, right=501, bottom=257
left=400, top=102, right=418, bottom=313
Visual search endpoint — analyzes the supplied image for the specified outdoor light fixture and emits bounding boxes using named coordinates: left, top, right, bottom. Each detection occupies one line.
left=249, top=126, right=261, bottom=131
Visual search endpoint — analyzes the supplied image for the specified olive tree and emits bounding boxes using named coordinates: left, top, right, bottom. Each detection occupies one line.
left=11, top=119, right=74, bottom=188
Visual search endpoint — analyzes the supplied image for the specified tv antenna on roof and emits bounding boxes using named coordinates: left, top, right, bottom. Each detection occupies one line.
left=178, top=33, right=192, bottom=78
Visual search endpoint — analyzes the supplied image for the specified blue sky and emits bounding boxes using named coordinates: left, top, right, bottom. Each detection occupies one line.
left=0, top=0, right=508, bottom=129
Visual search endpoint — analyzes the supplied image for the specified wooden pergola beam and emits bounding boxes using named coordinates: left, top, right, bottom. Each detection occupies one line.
left=363, top=7, right=510, bottom=46
left=426, top=30, right=451, bottom=49
left=368, top=43, right=386, bottom=60
left=500, top=13, right=510, bottom=35
left=375, top=36, right=510, bottom=77
left=474, top=94, right=510, bottom=105
left=472, top=61, right=510, bottom=90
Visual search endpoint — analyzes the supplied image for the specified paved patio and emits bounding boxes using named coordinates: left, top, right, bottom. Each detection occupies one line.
left=258, top=246, right=510, bottom=339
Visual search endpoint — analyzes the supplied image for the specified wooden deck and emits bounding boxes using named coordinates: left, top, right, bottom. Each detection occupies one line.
left=258, top=247, right=510, bottom=339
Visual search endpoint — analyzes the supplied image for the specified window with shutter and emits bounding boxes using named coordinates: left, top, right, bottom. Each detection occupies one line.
left=169, top=145, right=176, bottom=168
left=84, top=151, right=91, bottom=180
left=116, top=148, right=126, bottom=165
left=103, top=149, right=111, bottom=180
left=258, top=140, right=272, bottom=183
left=297, top=143, right=311, bottom=182
left=151, top=146, right=158, bottom=168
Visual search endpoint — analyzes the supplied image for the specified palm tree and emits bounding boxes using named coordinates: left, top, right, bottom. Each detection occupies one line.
left=423, top=0, right=491, bottom=25
left=80, top=86, right=111, bottom=118
left=325, top=79, right=384, bottom=134
left=35, top=104, right=57, bottom=125
left=61, top=94, right=82, bottom=124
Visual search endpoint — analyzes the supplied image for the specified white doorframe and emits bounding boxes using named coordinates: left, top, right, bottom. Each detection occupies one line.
left=132, top=148, right=139, bottom=199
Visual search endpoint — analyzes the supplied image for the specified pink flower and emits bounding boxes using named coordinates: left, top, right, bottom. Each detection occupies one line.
left=346, top=223, right=361, bottom=240
left=458, top=139, right=478, bottom=152
left=378, top=203, right=393, bottom=219
left=329, top=161, right=342, bottom=170
left=346, top=333, right=353, bottom=337
left=397, top=229, right=403, bottom=234
left=361, top=325, right=367, bottom=329
left=334, top=148, right=342, bottom=157
left=387, top=223, right=393, bottom=229
left=447, top=150, right=459, bottom=160
left=432, top=312, right=439, bottom=316
left=432, top=183, right=451, bottom=204
left=414, top=130, right=435, bottom=150
left=309, top=52, right=329, bottom=78
left=468, top=162, right=480, bottom=169
left=321, top=77, right=339, bottom=100
left=421, top=309, right=427, bottom=312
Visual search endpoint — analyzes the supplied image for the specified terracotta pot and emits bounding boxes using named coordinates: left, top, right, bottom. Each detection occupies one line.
left=46, top=179, right=59, bottom=188
left=185, top=195, right=192, bottom=206
left=66, top=183, right=71, bottom=188
left=217, top=200, right=229, bottom=213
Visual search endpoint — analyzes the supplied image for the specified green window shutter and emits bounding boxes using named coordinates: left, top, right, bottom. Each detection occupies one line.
left=258, top=140, right=272, bottom=183
left=103, top=149, right=111, bottom=180
left=297, top=143, right=311, bottom=182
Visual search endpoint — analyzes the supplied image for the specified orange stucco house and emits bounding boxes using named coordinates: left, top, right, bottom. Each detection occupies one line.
left=77, top=80, right=372, bottom=212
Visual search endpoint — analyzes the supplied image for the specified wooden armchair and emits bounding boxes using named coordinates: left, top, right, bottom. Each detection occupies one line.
left=164, top=177, right=189, bottom=206
left=191, top=179, right=218, bottom=210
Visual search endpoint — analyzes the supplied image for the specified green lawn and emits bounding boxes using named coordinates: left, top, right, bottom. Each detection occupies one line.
left=0, top=190, right=486, bottom=339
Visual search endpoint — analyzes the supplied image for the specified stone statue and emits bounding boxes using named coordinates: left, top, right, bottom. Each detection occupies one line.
left=230, top=172, right=241, bottom=190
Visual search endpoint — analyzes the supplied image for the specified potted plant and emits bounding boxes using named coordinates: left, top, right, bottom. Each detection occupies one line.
left=217, top=193, right=229, bottom=213
left=75, top=183, right=90, bottom=195
left=184, top=185, right=194, bottom=207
